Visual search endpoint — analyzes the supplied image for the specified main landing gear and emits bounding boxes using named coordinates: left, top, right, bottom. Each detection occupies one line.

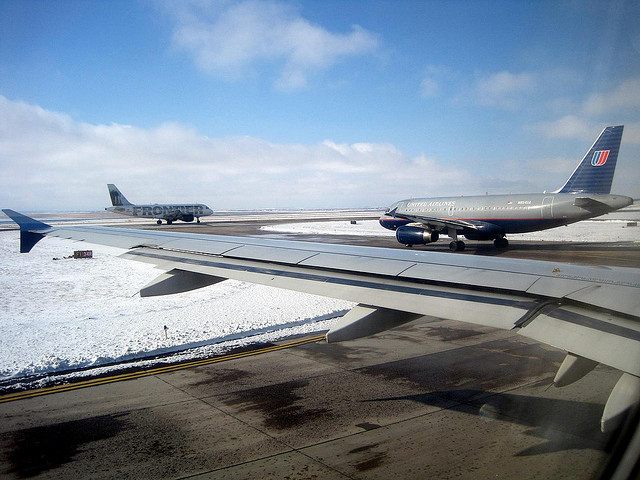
left=449, top=240, right=465, bottom=252
left=196, top=217, right=201, bottom=224
left=156, top=220, right=162, bottom=225
left=448, top=228, right=465, bottom=252
left=493, top=237, right=509, bottom=249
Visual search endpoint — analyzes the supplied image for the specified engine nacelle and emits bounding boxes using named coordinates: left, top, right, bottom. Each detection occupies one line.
left=462, top=222, right=504, bottom=240
left=395, top=226, right=439, bottom=245
left=180, top=214, right=195, bottom=223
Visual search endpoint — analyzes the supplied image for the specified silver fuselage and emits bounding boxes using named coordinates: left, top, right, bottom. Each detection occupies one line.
left=381, top=193, right=633, bottom=235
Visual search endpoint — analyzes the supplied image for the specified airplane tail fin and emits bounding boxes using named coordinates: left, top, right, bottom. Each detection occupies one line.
left=2, top=209, right=51, bottom=253
left=556, top=125, right=624, bottom=194
left=107, top=184, right=133, bottom=206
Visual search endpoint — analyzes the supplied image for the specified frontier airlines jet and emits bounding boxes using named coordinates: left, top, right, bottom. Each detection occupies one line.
left=379, top=125, right=633, bottom=251
left=105, top=184, right=213, bottom=225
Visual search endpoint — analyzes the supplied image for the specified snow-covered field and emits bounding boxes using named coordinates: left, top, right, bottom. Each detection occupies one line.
left=262, top=219, right=640, bottom=243
left=0, top=231, right=353, bottom=387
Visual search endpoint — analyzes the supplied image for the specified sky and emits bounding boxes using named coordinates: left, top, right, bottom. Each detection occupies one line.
left=1, top=0, right=639, bottom=211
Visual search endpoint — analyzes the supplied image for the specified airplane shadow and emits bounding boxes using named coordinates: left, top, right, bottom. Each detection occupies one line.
left=368, top=389, right=613, bottom=456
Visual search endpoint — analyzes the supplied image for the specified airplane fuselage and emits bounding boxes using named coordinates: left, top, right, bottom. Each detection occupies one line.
left=106, top=203, right=213, bottom=222
left=380, top=193, right=633, bottom=239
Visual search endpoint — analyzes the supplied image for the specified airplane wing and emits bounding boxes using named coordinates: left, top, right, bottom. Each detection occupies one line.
left=404, top=215, right=476, bottom=231
left=3, top=209, right=640, bottom=432
left=385, top=208, right=477, bottom=231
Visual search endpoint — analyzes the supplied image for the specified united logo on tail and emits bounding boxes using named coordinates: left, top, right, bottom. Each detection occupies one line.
left=591, top=150, right=609, bottom=167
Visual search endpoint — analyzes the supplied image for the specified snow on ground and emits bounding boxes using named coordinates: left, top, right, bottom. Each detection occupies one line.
left=262, top=219, right=640, bottom=243
left=0, top=231, right=353, bottom=384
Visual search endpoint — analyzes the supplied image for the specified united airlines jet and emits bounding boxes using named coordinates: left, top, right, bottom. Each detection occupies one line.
left=106, top=184, right=213, bottom=225
left=379, top=125, right=633, bottom=251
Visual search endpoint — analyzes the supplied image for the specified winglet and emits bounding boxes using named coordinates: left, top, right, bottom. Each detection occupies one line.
left=2, top=209, right=51, bottom=253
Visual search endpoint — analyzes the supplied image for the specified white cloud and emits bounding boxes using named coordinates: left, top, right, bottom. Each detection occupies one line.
left=523, top=118, right=632, bottom=146
left=0, top=96, right=467, bottom=211
left=621, top=122, right=640, bottom=144
left=583, top=77, right=640, bottom=115
left=420, top=77, right=438, bottom=97
left=474, top=71, right=536, bottom=109
left=531, top=115, right=592, bottom=140
left=167, top=0, right=378, bottom=89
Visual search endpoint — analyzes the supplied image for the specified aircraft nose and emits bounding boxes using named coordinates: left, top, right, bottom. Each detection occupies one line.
left=379, top=214, right=401, bottom=230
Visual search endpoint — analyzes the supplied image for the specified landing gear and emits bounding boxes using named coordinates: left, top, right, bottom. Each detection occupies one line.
left=196, top=217, right=201, bottom=224
left=493, top=237, right=509, bottom=249
left=156, top=219, right=162, bottom=225
left=167, top=220, right=173, bottom=225
left=449, top=240, right=465, bottom=252
left=447, top=228, right=465, bottom=252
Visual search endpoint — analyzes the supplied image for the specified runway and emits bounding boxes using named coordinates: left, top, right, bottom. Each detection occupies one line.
left=0, top=318, right=620, bottom=479
left=0, top=213, right=636, bottom=478
left=142, top=215, right=640, bottom=268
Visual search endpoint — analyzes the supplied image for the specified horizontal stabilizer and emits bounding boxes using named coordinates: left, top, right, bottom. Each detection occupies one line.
left=573, top=197, right=610, bottom=210
left=140, top=269, right=225, bottom=297
left=326, top=305, right=421, bottom=343
left=2, top=209, right=51, bottom=253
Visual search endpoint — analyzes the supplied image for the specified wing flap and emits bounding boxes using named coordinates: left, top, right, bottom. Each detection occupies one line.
left=161, top=238, right=243, bottom=255
left=299, top=253, right=416, bottom=276
left=400, top=263, right=539, bottom=291
left=566, top=284, right=640, bottom=318
left=526, top=276, right=595, bottom=297
left=519, top=305, right=640, bottom=376
left=121, top=247, right=536, bottom=330
left=224, top=244, right=319, bottom=264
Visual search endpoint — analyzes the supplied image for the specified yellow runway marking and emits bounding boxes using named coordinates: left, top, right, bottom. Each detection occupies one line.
left=0, top=334, right=325, bottom=404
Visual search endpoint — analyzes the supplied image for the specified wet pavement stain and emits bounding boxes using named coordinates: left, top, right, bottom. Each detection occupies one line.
left=353, top=451, right=387, bottom=472
left=298, top=342, right=381, bottom=363
left=423, top=325, right=486, bottom=341
left=347, top=442, right=388, bottom=472
left=371, top=389, right=611, bottom=454
left=222, top=379, right=330, bottom=430
left=357, top=339, right=563, bottom=400
left=3, top=414, right=129, bottom=478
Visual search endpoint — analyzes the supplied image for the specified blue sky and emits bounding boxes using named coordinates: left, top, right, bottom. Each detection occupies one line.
left=1, top=0, right=639, bottom=210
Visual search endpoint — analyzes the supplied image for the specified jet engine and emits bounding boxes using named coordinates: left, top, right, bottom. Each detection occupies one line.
left=395, top=226, right=439, bottom=245
left=180, top=214, right=195, bottom=223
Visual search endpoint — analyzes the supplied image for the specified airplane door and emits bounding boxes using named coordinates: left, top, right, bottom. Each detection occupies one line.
left=542, top=196, right=554, bottom=219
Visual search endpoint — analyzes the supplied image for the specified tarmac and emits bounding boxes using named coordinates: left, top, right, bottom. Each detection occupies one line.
left=1, top=214, right=637, bottom=479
